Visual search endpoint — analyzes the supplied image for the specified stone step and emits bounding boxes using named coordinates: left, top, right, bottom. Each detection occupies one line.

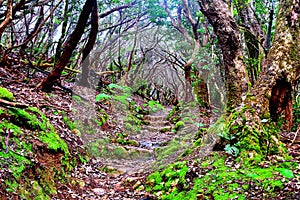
left=144, top=115, right=167, bottom=121
left=123, top=146, right=154, bottom=160
left=143, top=120, right=171, bottom=126
left=140, top=141, right=168, bottom=149
left=142, top=125, right=172, bottom=133
left=129, top=131, right=174, bottom=142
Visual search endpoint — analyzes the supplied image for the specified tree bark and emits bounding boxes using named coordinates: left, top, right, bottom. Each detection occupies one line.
left=40, top=0, right=94, bottom=91
left=0, top=0, right=13, bottom=38
left=202, top=0, right=300, bottom=156
left=199, top=0, right=250, bottom=111
left=237, top=0, right=264, bottom=84
left=78, top=0, right=98, bottom=87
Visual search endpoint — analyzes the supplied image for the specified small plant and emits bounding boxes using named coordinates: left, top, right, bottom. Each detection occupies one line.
left=148, top=100, right=165, bottom=112
left=0, top=87, right=14, bottom=101
left=95, top=93, right=111, bottom=101
left=174, top=121, right=185, bottom=131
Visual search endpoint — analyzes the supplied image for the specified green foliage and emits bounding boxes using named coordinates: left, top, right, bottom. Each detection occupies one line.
left=8, top=107, right=48, bottom=131
left=95, top=93, right=111, bottom=101
left=145, top=0, right=168, bottom=24
left=5, top=180, right=19, bottom=193
left=147, top=161, right=188, bottom=195
left=147, top=152, right=296, bottom=199
left=275, top=168, right=294, bottom=178
left=224, top=144, right=240, bottom=157
left=39, top=131, right=69, bottom=155
left=174, top=121, right=185, bottom=131
left=72, top=95, right=82, bottom=103
left=0, top=87, right=14, bottom=101
left=147, top=100, right=165, bottom=112
left=63, top=116, right=76, bottom=130
left=0, top=151, right=30, bottom=179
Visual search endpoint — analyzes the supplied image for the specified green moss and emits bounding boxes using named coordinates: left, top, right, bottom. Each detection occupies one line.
left=0, top=120, right=22, bottom=135
left=0, top=105, right=74, bottom=198
left=5, top=180, right=19, bottom=193
left=160, top=126, right=171, bottom=133
left=63, top=116, right=76, bottom=130
left=125, top=122, right=140, bottom=133
left=39, top=131, right=69, bottom=155
left=147, top=150, right=296, bottom=199
left=0, top=87, right=14, bottom=101
left=9, top=107, right=48, bottom=131
left=174, top=121, right=185, bottom=131
left=31, top=180, right=50, bottom=199
left=72, top=95, right=82, bottom=103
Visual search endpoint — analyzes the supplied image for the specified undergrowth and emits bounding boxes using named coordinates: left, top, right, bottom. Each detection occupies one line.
left=146, top=152, right=298, bottom=200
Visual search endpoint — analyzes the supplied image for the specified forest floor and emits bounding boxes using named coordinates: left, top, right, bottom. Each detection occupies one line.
left=0, top=66, right=300, bottom=199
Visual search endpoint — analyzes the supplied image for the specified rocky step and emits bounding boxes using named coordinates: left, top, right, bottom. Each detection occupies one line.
left=129, top=131, right=174, bottom=143
left=140, top=141, right=168, bottom=149
left=123, top=146, right=155, bottom=160
left=143, top=120, right=171, bottom=126
left=144, top=115, right=167, bottom=121
left=142, top=125, right=172, bottom=133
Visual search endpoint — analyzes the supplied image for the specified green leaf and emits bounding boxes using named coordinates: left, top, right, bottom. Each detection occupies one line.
left=246, top=173, right=259, bottom=179
left=275, top=168, right=294, bottom=178
left=54, top=16, right=61, bottom=25
left=196, top=123, right=206, bottom=127
left=96, top=93, right=111, bottom=101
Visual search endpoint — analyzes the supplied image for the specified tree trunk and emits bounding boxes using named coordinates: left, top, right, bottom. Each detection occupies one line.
left=199, top=0, right=250, bottom=111
left=0, top=0, right=13, bottom=38
left=78, top=0, right=98, bottom=87
left=201, top=0, right=300, bottom=156
left=245, top=0, right=300, bottom=130
left=237, top=0, right=264, bottom=84
left=40, top=0, right=93, bottom=91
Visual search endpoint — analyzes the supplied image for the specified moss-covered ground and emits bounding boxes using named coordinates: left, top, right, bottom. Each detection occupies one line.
left=146, top=151, right=299, bottom=199
left=0, top=88, right=79, bottom=199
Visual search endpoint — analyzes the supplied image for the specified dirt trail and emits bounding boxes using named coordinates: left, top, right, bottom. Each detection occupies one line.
left=54, top=108, right=180, bottom=199
left=95, top=107, right=177, bottom=174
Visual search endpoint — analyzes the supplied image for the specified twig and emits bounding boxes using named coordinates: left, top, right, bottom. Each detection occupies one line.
left=5, top=129, right=11, bottom=153
left=292, top=125, right=300, bottom=144
left=0, top=98, right=29, bottom=108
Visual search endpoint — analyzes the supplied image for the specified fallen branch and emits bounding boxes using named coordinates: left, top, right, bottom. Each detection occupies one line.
left=95, top=71, right=116, bottom=76
left=0, top=98, right=29, bottom=108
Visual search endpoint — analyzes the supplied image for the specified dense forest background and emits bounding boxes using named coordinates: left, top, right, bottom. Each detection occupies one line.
left=0, top=0, right=299, bottom=199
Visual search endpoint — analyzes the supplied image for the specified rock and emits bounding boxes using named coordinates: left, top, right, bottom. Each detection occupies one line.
left=125, top=177, right=139, bottom=183
left=159, top=126, right=172, bottom=133
left=92, top=188, right=105, bottom=195
left=133, top=181, right=142, bottom=189
left=136, top=185, right=145, bottom=191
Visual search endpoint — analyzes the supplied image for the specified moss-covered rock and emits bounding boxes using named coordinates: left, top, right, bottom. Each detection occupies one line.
left=0, top=87, right=14, bottom=101
left=0, top=106, right=73, bottom=198
left=160, top=126, right=172, bottom=133
left=174, top=121, right=185, bottom=131
left=8, top=107, right=48, bottom=131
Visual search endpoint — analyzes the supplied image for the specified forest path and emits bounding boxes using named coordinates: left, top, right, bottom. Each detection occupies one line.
left=54, top=107, right=180, bottom=199
left=91, top=107, right=177, bottom=174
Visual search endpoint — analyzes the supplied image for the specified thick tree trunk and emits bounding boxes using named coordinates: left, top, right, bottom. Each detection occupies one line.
left=78, top=0, right=98, bottom=87
left=237, top=0, right=264, bottom=84
left=40, top=0, right=93, bottom=91
left=202, top=0, right=300, bottom=156
left=198, top=0, right=250, bottom=111
left=245, top=0, right=300, bottom=130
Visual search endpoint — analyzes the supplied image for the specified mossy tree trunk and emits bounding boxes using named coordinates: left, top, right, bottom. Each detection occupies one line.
left=198, top=0, right=250, bottom=111
left=199, top=0, right=300, bottom=156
